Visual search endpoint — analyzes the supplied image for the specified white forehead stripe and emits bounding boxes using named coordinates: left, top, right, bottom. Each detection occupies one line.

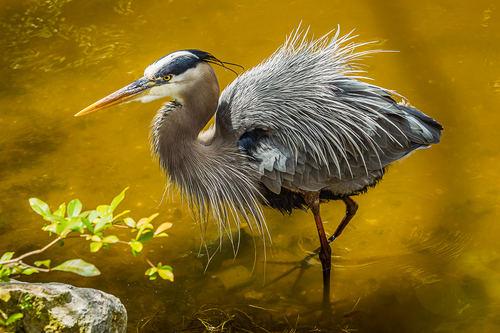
left=144, top=51, right=197, bottom=79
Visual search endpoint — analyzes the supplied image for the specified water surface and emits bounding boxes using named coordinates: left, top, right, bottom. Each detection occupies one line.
left=1, top=0, right=499, bottom=332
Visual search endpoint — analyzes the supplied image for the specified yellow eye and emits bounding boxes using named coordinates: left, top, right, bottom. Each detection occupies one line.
left=164, top=75, right=172, bottom=81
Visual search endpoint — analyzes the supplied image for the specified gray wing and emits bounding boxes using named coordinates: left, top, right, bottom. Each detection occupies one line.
left=215, top=28, right=442, bottom=195
left=237, top=95, right=441, bottom=196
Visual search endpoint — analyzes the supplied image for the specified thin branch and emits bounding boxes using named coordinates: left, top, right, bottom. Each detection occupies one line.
left=110, top=224, right=129, bottom=229
left=0, top=237, right=62, bottom=265
left=18, top=261, right=50, bottom=273
left=146, top=258, right=156, bottom=268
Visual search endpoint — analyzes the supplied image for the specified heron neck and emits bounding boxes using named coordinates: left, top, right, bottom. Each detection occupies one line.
left=153, top=64, right=220, bottom=173
left=179, top=93, right=219, bottom=139
left=174, top=62, right=220, bottom=139
left=150, top=72, right=265, bottom=234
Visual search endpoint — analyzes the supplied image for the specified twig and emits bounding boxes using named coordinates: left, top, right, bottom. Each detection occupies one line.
left=18, top=261, right=50, bottom=273
left=146, top=258, right=156, bottom=268
left=110, top=224, right=129, bottom=228
left=0, top=237, right=62, bottom=265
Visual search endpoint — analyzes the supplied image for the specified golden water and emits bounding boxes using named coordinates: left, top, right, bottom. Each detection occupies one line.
left=1, top=0, right=500, bottom=331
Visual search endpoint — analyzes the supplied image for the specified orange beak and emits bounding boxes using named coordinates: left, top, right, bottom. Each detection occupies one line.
left=75, top=77, right=154, bottom=116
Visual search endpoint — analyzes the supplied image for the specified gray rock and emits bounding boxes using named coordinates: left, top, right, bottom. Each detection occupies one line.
left=0, top=281, right=127, bottom=333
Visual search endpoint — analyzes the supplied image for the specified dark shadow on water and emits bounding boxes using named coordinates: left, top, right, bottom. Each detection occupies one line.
left=122, top=227, right=488, bottom=333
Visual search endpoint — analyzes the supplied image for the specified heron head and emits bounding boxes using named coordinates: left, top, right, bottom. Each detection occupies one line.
left=75, top=50, right=221, bottom=116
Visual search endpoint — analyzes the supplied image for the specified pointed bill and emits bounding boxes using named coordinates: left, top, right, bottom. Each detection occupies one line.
left=75, top=77, right=155, bottom=116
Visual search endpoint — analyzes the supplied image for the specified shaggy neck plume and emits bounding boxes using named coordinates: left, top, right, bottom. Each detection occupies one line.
left=149, top=63, right=266, bottom=237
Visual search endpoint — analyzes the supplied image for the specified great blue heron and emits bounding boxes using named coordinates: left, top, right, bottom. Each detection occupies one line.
left=76, top=27, right=443, bottom=307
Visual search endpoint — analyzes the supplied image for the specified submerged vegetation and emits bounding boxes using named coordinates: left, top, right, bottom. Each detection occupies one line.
left=0, top=188, right=173, bottom=283
left=134, top=304, right=361, bottom=333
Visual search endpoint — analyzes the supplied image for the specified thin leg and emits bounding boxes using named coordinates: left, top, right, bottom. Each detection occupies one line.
left=265, top=195, right=359, bottom=311
left=300, top=191, right=331, bottom=308
left=328, top=196, right=358, bottom=243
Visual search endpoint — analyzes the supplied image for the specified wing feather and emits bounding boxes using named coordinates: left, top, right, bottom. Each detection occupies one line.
left=220, top=27, right=442, bottom=195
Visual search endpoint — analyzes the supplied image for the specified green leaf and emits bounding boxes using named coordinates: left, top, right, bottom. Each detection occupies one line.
left=80, top=218, right=94, bottom=234
left=90, top=242, right=102, bottom=252
left=43, top=223, right=57, bottom=234
left=0, top=266, right=12, bottom=281
left=44, top=214, right=69, bottom=230
left=0, top=252, right=14, bottom=262
left=45, top=214, right=76, bottom=237
left=94, top=214, right=112, bottom=233
left=146, top=213, right=159, bottom=223
left=51, top=216, right=72, bottom=236
left=154, top=233, right=169, bottom=238
left=22, top=268, right=39, bottom=275
left=158, top=268, right=174, bottom=282
left=102, top=235, right=119, bottom=244
left=46, top=213, right=68, bottom=223
left=109, top=188, right=128, bottom=213
left=6, top=313, right=23, bottom=325
left=34, top=260, right=51, bottom=268
left=136, top=213, right=158, bottom=238
left=52, top=259, right=100, bottom=276
left=12, top=266, right=23, bottom=274
left=29, top=198, right=51, bottom=216
left=68, top=199, right=82, bottom=218
left=67, top=219, right=85, bottom=233
left=145, top=267, right=158, bottom=276
left=112, top=210, right=130, bottom=222
left=137, top=231, right=154, bottom=243
left=88, top=210, right=101, bottom=223
left=78, top=211, right=91, bottom=218
left=91, top=235, right=101, bottom=242
left=124, top=217, right=136, bottom=228
left=130, top=241, right=143, bottom=253
left=54, top=203, right=66, bottom=217
left=96, top=205, right=109, bottom=214
left=161, top=264, right=173, bottom=272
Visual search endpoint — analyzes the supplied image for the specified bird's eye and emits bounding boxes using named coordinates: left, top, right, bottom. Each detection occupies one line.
left=163, top=75, right=172, bottom=81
